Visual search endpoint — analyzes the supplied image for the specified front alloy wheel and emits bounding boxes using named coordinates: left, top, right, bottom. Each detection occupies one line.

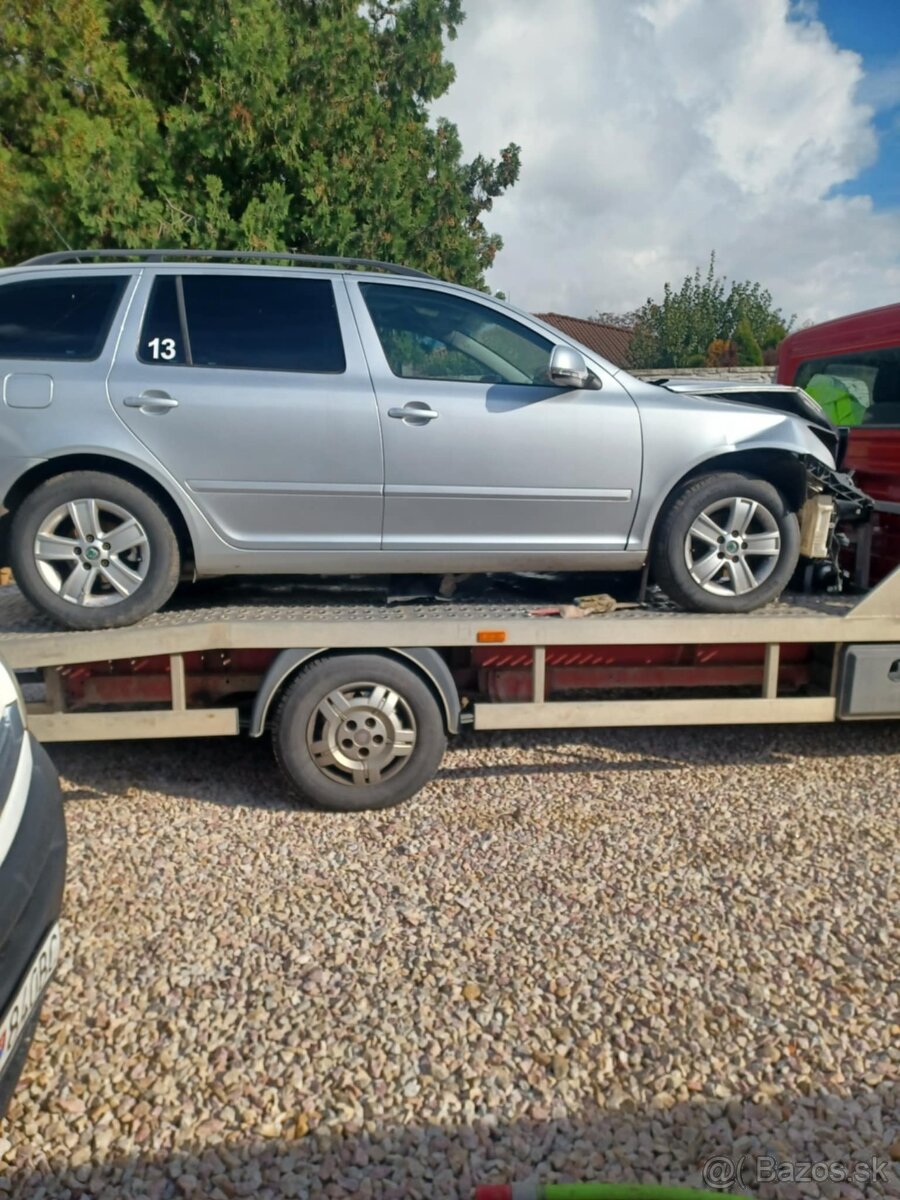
left=651, top=472, right=801, bottom=613
left=684, top=495, right=781, bottom=598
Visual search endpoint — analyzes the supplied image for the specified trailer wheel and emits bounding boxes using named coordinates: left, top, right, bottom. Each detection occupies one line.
left=651, top=472, right=800, bottom=613
left=9, top=471, right=180, bottom=629
left=272, top=654, right=447, bottom=811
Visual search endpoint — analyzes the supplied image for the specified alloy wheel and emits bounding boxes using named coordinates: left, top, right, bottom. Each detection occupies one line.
left=683, top=495, right=782, bottom=597
left=33, top=498, right=151, bottom=607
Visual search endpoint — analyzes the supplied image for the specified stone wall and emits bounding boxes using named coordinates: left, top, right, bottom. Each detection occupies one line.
left=630, top=366, right=777, bottom=384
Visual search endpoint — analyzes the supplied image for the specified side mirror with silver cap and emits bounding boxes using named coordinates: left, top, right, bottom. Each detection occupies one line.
left=547, top=344, right=599, bottom=390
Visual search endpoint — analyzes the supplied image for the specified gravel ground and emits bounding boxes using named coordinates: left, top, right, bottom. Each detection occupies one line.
left=1, top=724, right=898, bottom=1200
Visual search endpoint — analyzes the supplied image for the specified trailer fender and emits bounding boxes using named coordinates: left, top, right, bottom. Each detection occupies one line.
left=249, top=647, right=461, bottom=738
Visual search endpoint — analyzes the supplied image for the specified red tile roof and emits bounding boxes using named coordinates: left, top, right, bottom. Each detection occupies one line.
left=535, top=312, right=633, bottom=368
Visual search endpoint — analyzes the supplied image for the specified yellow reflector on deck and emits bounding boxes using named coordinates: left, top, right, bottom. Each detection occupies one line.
left=477, top=630, right=507, bottom=644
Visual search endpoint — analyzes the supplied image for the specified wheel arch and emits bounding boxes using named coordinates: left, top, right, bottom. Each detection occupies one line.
left=644, top=448, right=808, bottom=552
left=250, top=646, right=461, bottom=739
left=1, top=453, right=196, bottom=571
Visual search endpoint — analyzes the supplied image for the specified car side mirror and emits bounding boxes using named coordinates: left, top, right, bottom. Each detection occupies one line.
left=548, top=345, right=598, bottom=389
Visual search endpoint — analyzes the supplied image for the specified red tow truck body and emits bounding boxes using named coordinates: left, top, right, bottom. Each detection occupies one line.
left=777, top=304, right=900, bottom=583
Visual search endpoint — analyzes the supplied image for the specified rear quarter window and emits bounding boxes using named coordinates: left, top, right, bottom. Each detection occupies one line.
left=0, top=276, right=127, bottom=361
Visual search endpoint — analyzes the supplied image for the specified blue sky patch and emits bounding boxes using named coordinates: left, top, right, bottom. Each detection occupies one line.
left=811, top=0, right=900, bottom=206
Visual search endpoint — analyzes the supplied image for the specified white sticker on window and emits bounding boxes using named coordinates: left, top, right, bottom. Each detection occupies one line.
left=147, top=336, right=177, bottom=361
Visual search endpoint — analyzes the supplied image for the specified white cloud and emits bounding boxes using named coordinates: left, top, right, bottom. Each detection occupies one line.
left=858, top=56, right=900, bottom=111
left=436, top=0, right=900, bottom=323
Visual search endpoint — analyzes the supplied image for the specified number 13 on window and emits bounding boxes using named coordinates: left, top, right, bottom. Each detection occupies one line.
left=147, top=337, right=177, bottom=360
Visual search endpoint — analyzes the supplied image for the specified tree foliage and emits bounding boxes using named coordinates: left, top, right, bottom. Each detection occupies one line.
left=627, top=254, right=793, bottom=368
left=0, top=0, right=520, bottom=284
left=593, top=310, right=638, bottom=330
left=705, top=338, right=737, bottom=367
left=731, top=315, right=764, bottom=366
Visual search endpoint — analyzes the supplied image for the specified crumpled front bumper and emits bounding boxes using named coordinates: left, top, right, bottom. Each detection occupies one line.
left=797, top=455, right=874, bottom=567
left=804, top=455, right=873, bottom=523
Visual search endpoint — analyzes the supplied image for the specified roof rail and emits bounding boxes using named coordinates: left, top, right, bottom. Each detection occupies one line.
left=20, top=248, right=434, bottom=278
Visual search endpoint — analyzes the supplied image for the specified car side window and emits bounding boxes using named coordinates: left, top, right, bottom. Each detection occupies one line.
left=138, top=277, right=186, bottom=364
left=0, top=276, right=127, bottom=361
left=138, top=275, right=346, bottom=373
left=796, top=351, right=900, bottom=426
left=359, top=283, right=554, bottom=385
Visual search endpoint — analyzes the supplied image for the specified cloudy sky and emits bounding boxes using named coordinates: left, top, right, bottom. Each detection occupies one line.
left=436, top=0, right=900, bottom=324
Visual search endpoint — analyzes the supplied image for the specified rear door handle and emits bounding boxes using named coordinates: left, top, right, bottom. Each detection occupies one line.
left=387, top=403, right=439, bottom=423
left=123, top=391, right=179, bottom=413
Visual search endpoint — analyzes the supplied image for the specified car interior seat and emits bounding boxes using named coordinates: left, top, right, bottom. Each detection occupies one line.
left=861, top=363, right=900, bottom=426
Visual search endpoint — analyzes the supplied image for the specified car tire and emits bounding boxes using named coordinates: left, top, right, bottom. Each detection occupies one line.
left=273, top=654, right=448, bottom=812
left=9, top=471, right=181, bottom=629
left=651, top=472, right=801, bottom=613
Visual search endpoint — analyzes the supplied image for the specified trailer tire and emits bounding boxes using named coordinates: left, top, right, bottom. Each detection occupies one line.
left=273, top=654, right=447, bottom=812
left=9, top=471, right=180, bottom=629
left=652, top=472, right=800, bottom=613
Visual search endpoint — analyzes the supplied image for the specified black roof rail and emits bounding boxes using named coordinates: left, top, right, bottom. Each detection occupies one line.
left=20, top=248, right=434, bottom=278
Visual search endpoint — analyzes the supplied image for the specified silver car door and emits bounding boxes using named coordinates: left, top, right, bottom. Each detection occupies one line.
left=107, top=270, right=383, bottom=551
left=349, top=278, right=642, bottom=555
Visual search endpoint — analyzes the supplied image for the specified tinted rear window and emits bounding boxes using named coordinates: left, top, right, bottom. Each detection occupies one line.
left=139, top=275, right=346, bottom=373
left=0, top=276, right=127, bottom=361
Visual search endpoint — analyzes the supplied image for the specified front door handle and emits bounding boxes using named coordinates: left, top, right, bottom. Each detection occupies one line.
left=123, top=390, right=179, bottom=413
left=387, top=403, right=439, bottom=424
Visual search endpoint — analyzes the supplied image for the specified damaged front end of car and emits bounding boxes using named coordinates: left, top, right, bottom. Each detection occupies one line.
left=652, top=378, right=874, bottom=591
left=797, top=455, right=873, bottom=590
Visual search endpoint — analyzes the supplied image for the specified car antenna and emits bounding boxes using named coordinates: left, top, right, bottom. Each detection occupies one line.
left=33, top=202, right=75, bottom=256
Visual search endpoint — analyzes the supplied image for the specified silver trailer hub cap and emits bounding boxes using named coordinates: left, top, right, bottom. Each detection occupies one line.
left=306, top=682, right=417, bottom=786
left=684, top=496, right=781, bottom=597
left=34, top=499, right=151, bottom=607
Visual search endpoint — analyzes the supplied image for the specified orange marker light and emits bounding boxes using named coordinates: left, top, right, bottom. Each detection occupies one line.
left=476, top=630, right=507, bottom=644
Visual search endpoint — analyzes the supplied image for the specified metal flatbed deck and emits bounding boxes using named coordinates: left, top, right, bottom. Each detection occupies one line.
left=0, top=575, right=889, bottom=670
left=0, top=567, right=896, bottom=747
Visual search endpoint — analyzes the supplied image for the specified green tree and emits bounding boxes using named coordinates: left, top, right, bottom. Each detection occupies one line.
left=732, top=315, right=764, bottom=366
left=0, top=0, right=520, bottom=285
left=627, top=253, right=793, bottom=368
left=593, top=310, right=638, bottom=329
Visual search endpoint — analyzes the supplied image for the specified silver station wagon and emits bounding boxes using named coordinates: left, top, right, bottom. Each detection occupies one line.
left=0, top=250, right=850, bottom=629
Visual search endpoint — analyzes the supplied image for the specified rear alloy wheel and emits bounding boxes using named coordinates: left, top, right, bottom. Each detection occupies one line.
left=10, top=471, right=180, bottom=629
left=34, top=497, right=152, bottom=605
left=273, top=654, right=448, bottom=811
left=651, top=472, right=800, bottom=613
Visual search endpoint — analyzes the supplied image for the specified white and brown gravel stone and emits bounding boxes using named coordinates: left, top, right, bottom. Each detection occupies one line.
left=1, top=723, right=898, bottom=1199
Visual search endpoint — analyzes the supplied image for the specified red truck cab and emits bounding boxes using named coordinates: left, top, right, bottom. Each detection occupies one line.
left=777, top=304, right=900, bottom=582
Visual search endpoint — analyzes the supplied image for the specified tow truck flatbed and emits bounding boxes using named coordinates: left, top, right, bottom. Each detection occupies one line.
left=1, top=567, right=897, bottom=808
left=0, top=576, right=890, bottom=662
